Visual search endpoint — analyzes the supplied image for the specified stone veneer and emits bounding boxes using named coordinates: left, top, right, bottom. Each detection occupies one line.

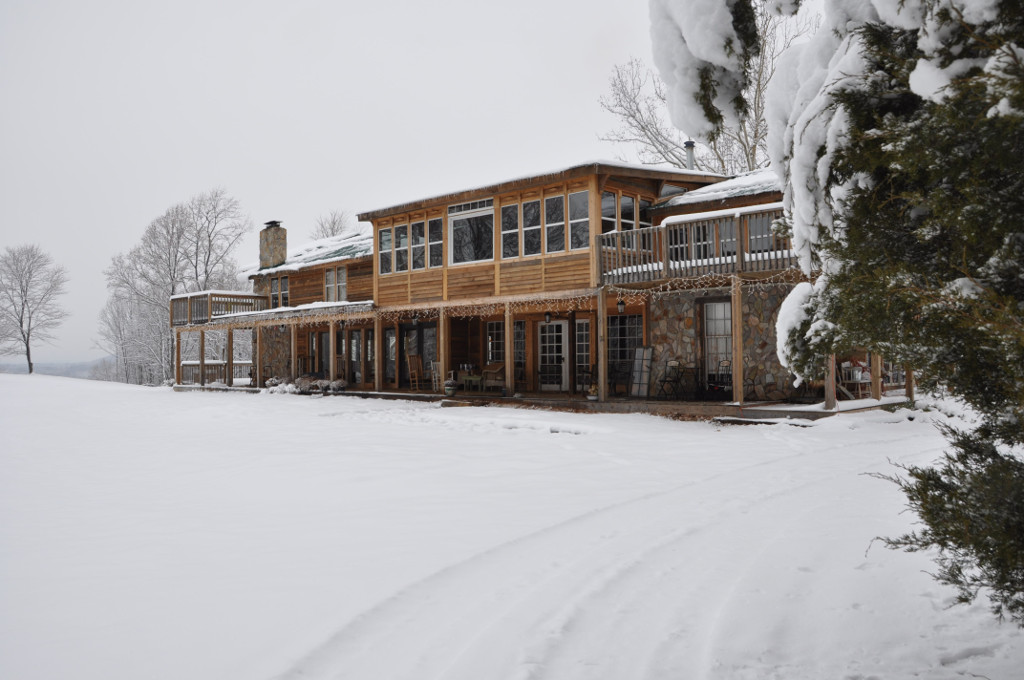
left=648, top=283, right=800, bottom=401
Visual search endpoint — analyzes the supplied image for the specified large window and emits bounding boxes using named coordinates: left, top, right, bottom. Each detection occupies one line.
left=411, top=222, right=426, bottom=270
left=486, top=321, right=504, bottom=363
left=545, top=195, right=565, bottom=253
left=428, top=218, right=443, bottom=267
left=449, top=199, right=494, bottom=264
left=568, top=191, right=589, bottom=249
left=395, top=224, right=409, bottom=272
left=601, top=191, right=616, bottom=234
left=501, top=205, right=519, bottom=259
left=523, top=200, right=542, bottom=256
left=378, top=228, right=392, bottom=275
left=607, top=314, right=642, bottom=362
left=575, top=319, right=591, bottom=390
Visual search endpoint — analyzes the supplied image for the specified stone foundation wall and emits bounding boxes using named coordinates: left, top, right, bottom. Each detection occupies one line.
left=648, top=283, right=801, bottom=401
left=254, top=326, right=292, bottom=383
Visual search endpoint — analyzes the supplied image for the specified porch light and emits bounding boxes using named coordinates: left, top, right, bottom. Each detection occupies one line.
left=617, top=299, right=626, bottom=314
left=544, top=312, right=551, bottom=324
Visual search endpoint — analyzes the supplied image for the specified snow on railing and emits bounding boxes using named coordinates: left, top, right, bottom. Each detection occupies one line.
left=599, top=207, right=793, bottom=285
left=170, top=292, right=269, bottom=327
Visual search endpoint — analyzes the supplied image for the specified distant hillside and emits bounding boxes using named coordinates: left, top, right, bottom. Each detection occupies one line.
left=0, top=358, right=108, bottom=379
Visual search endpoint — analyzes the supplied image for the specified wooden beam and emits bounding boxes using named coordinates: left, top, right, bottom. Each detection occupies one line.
left=255, top=326, right=263, bottom=388
left=175, top=329, right=182, bottom=385
left=199, top=329, right=206, bottom=387
left=597, top=288, right=608, bottom=401
left=328, top=320, right=337, bottom=381
left=731, top=275, right=744, bottom=404
left=870, top=351, right=882, bottom=400
left=226, top=329, right=234, bottom=387
left=824, top=354, right=837, bottom=410
left=504, top=303, right=514, bottom=393
left=439, top=307, right=449, bottom=388
left=290, top=324, right=298, bottom=381
left=373, top=315, right=383, bottom=391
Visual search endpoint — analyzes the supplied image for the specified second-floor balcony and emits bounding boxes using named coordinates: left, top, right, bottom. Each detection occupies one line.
left=599, top=205, right=795, bottom=285
left=170, top=291, right=269, bottom=327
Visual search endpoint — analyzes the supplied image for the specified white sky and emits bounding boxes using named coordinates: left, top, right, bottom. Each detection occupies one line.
left=0, top=0, right=654, bottom=363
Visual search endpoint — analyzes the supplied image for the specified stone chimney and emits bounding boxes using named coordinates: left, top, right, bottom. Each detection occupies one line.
left=260, top=220, right=287, bottom=269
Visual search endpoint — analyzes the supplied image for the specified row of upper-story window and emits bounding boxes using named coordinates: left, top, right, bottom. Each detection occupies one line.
left=377, top=189, right=654, bottom=275
left=267, top=266, right=348, bottom=309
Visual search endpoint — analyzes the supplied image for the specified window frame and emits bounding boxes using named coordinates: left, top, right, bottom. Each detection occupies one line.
left=486, top=320, right=505, bottom=364
left=448, top=199, right=495, bottom=265
left=522, top=199, right=542, bottom=256
left=568, top=190, right=589, bottom=250
left=544, top=194, right=565, bottom=253
left=501, top=204, right=519, bottom=259
left=378, top=227, right=393, bottom=275
left=427, top=218, right=443, bottom=267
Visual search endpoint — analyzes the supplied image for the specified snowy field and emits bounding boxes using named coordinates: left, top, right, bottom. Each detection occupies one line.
left=1, top=374, right=1021, bottom=680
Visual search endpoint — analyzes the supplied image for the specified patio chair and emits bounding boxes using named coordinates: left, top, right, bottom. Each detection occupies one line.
left=706, top=359, right=732, bottom=397
left=481, top=363, right=505, bottom=391
left=407, top=354, right=425, bottom=391
left=430, top=361, right=442, bottom=392
left=655, top=360, right=684, bottom=400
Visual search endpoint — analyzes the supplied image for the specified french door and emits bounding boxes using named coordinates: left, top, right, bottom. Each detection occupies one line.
left=538, top=320, right=568, bottom=391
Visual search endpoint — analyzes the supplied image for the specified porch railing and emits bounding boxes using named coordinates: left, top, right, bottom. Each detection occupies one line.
left=599, top=207, right=794, bottom=285
left=180, top=360, right=254, bottom=385
left=170, top=292, right=269, bottom=327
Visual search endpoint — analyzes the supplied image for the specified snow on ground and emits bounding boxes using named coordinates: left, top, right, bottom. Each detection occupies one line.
left=1, top=374, right=1021, bottom=680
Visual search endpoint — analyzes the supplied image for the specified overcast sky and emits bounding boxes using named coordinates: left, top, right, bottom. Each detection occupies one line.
left=0, top=0, right=657, bottom=363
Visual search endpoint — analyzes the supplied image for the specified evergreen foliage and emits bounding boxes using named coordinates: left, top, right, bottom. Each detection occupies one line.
left=774, top=0, right=1024, bottom=623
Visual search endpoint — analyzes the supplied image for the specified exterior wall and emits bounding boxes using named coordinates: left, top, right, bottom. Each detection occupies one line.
left=256, top=326, right=291, bottom=381
left=741, top=284, right=797, bottom=401
left=648, top=283, right=800, bottom=401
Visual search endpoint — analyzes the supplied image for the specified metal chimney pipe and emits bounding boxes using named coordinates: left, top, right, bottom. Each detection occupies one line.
left=684, top=140, right=696, bottom=170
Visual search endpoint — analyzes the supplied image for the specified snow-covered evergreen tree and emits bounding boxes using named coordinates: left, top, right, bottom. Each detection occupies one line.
left=651, top=0, right=1024, bottom=624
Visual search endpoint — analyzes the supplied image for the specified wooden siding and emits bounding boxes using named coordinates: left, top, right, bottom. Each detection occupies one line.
left=543, top=253, right=590, bottom=292
left=499, top=260, right=543, bottom=296
left=288, top=269, right=324, bottom=307
left=347, top=261, right=374, bottom=301
left=410, top=269, right=444, bottom=303
left=446, top=263, right=496, bottom=300
left=377, top=275, right=410, bottom=306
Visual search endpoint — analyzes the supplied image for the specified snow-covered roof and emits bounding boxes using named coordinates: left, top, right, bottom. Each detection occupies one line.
left=358, top=160, right=725, bottom=220
left=660, top=168, right=781, bottom=208
left=239, top=225, right=373, bottom=278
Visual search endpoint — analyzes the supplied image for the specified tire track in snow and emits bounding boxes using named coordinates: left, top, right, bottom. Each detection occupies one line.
left=269, top=427, right=927, bottom=680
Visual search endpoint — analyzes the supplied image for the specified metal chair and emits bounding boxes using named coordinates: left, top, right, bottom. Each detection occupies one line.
left=655, top=360, right=684, bottom=400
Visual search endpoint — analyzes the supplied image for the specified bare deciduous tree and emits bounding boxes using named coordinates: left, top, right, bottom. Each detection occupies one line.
left=0, top=244, right=69, bottom=373
left=98, top=189, right=252, bottom=384
left=309, top=210, right=354, bottom=240
left=600, top=7, right=813, bottom=174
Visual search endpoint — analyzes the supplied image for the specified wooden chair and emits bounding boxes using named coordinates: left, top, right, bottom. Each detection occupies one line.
left=407, top=354, right=425, bottom=391
left=481, top=363, right=505, bottom=391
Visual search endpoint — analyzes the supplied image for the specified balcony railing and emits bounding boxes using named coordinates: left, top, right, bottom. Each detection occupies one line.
left=170, top=291, right=269, bottom=327
left=180, top=360, right=254, bottom=385
left=599, top=207, right=795, bottom=285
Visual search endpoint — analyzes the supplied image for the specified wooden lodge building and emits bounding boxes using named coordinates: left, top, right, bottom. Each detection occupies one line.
left=170, top=161, right=908, bottom=408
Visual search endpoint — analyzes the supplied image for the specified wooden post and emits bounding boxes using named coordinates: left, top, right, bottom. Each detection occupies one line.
left=328, top=320, right=337, bottom=381
left=226, top=329, right=234, bottom=387
left=290, top=324, right=298, bottom=381
left=175, top=329, right=182, bottom=385
left=439, top=307, right=449, bottom=387
left=504, top=303, right=514, bottom=393
left=373, top=315, right=383, bottom=391
left=597, top=288, right=608, bottom=401
left=824, top=354, right=838, bottom=410
left=870, top=352, right=883, bottom=400
left=199, top=329, right=206, bottom=386
left=905, top=366, right=915, bottom=402
left=255, top=326, right=263, bottom=388
left=731, top=275, right=744, bottom=404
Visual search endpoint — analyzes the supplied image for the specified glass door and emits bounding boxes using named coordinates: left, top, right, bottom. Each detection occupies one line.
left=538, top=320, right=568, bottom=391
